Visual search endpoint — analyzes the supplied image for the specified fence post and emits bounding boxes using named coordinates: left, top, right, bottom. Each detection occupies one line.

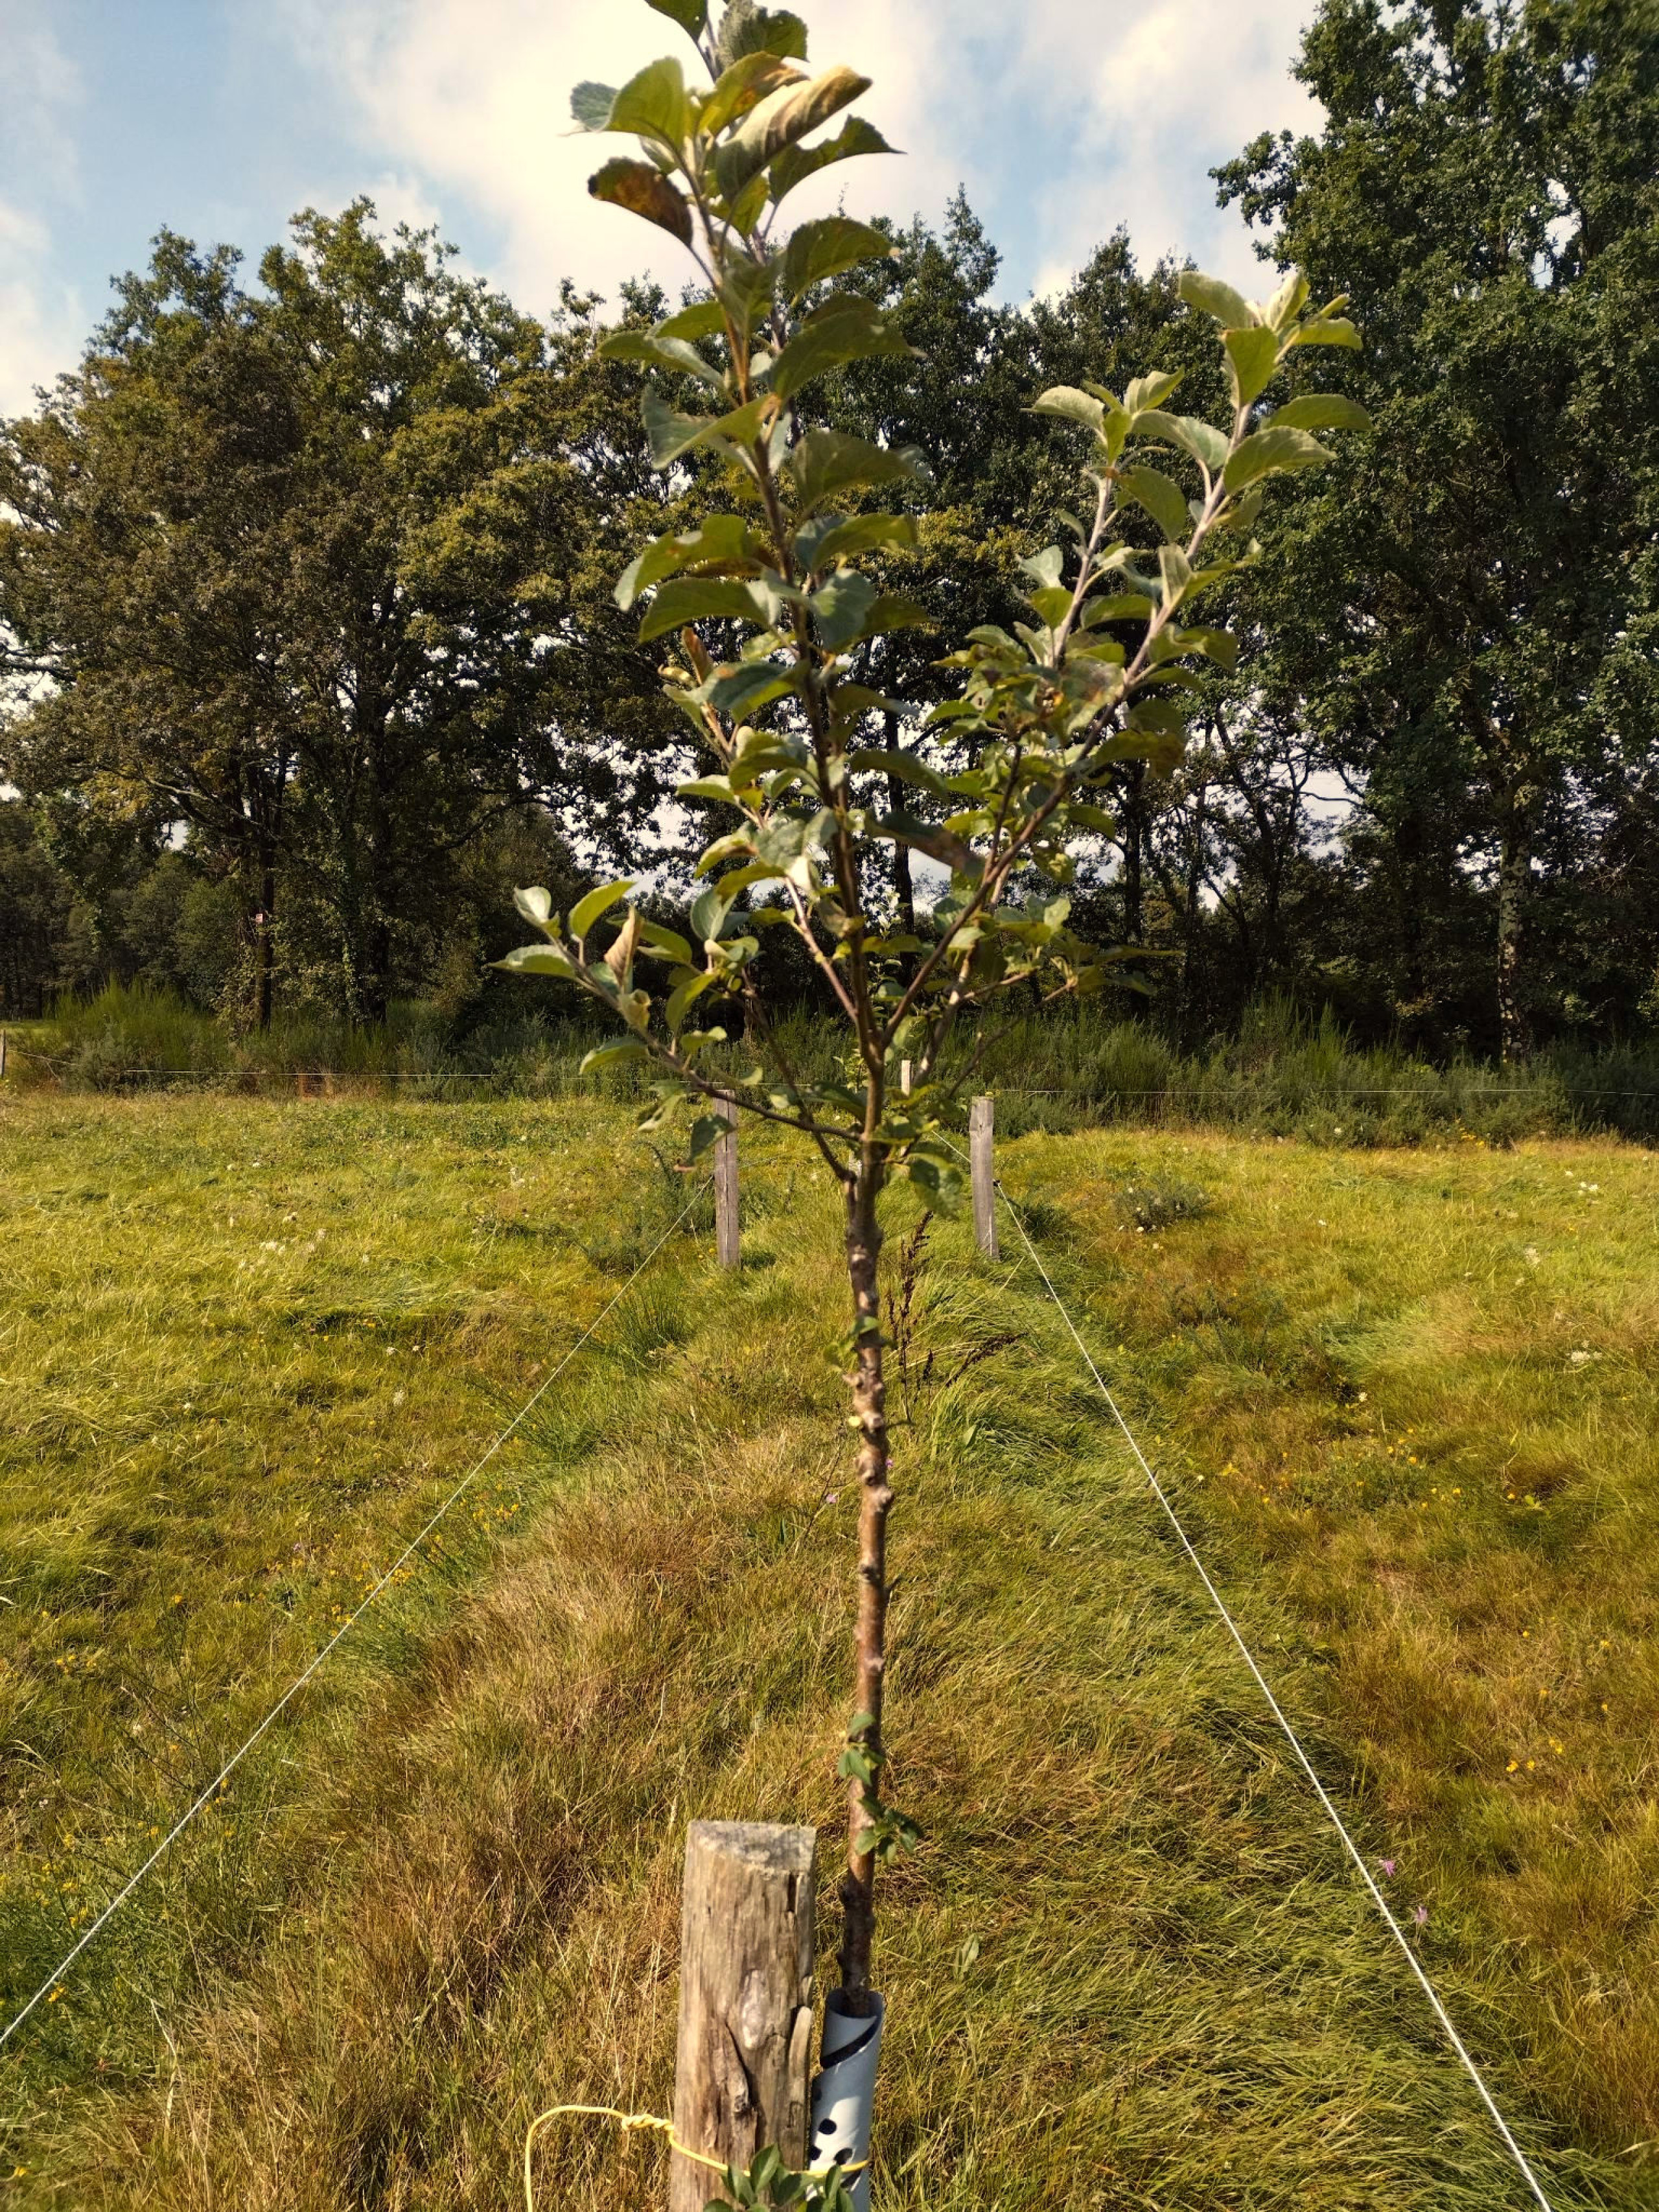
left=0, top=1029, right=6, bottom=1080
left=899, top=1058, right=912, bottom=1096
left=669, top=1821, right=817, bottom=2212
left=714, top=1093, right=740, bottom=1270
left=970, top=1093, right=998, bottom=1259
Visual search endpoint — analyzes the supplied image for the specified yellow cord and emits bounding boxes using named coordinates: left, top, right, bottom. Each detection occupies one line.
left=522, top=2102, right=866, bottom=2211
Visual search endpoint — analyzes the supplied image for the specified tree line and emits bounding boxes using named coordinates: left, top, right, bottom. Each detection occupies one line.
left=3, top=0, right=1655, bottom=1062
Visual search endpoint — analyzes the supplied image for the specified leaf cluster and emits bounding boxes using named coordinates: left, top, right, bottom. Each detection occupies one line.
left=498, top=1, right=1369, bottom=1188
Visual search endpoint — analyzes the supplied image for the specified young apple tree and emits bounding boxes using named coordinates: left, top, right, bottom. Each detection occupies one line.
left=501, top=0, right=1366, bottom=2017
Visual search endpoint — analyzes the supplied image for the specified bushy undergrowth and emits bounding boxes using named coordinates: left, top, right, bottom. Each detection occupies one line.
left=14, top=985, right=1659, bottom=1148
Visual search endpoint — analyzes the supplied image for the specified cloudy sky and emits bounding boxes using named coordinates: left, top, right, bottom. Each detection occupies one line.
left=1, top=0, right=1321, bottom=416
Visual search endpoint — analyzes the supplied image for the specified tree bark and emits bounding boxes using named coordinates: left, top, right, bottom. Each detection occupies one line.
left=837, top=1151, right=890, bottom=2012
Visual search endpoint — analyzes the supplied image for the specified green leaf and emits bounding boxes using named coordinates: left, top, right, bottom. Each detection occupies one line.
left=806, top=511, right=917, bottom=566
left=1266, top=393, right=1371, bottom=434
left=1123, top=371, right=1182, bottom=417
left=780, top=215, right=894, bottom=301
left=1119, top=465, right=1190, bottom=543
left=666, top=972, right=716, bottom=1035
left=572, top=879, right=637, bottom=940
left=1031, top=386, right=1106, bottom=432
left=615, top=515, right=756, bottom=609
left=493, top=942, right=577, bottom=979
left=639, top=577, right=772, bottom=640
left=1262, top=270, right=1310, bottom=332
left=588, top=160, right=693, bottom=248
left=579, top=1039, right=651, bottom=1075
left=677, top=775, right=738, bottom=802
left=847, top=746, right=948, bottom=795
left=1025, top=584, right=1073, bottom=627
left=1159, top=543, right=1194, bottom=605
left=715, top=0, right=809, bottom=65
left=640, top=390, right=771, bottom=469
left=860, top=593, right=932, bottom=639
left=1178, top=270, right=1255, bottom=326
left=706, top=661, right=798, bottom=717
left=701, top=50, right=802, bottom=134
left=570, top=82, right=617, bottom=132
left=656, top=299, right=726, bottom=340
left=642, top=387, right=717, bottom=467
left=608, top=56, right=691, bottom=148
left=599, top=326, right=723, bottom=386
left=785, top=428, right=927, bottom=516
left=1292, top=315, right=1362, bottom=349
left=770, top=295, right=912, bottom=401
left=809, top=568, right=877, bottom=649
left=715, top=64, right=872, bottom=198
left=638, top=920, right=695, bottom=966
left=1224, top=325, right=1282, bottom=410
left=645, top=0, right=707, bottom=31
left=1135, top=410, right=1229, bottom=476
left=1223, top=423, right=1334, bottom=491
left=769, top=116, right=894, bottom=204
left=1080, top=591, right=1155, bottom=623
left=513, top=885, right=553, bottom=927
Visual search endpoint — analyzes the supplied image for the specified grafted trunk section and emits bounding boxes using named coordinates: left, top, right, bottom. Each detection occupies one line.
left=837, top=1156, right=890, bottom=2010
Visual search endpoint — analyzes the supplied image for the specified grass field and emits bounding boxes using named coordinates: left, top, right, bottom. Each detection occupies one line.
left=1, top=1090, right=1656, bottom=2209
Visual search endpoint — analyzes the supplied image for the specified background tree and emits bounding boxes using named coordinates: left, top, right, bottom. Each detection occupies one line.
left=1218, top=0, right=1659, bottom=1059
left=0, top=212, right=679, bottom=1028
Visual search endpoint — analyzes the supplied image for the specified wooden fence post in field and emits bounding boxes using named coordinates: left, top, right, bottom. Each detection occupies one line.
left=970, top=1094, right=998, bottom=1259
left=714, top=1093, right=739, bottom=1269
left=670, top=1821, right=817, bottom=2212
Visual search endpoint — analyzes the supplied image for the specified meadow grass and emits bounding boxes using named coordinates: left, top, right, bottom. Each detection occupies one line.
left=0, top=1093, right=1654, bottom=2208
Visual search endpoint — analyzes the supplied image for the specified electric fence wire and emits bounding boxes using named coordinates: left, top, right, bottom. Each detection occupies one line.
left=988, top=1170, right=1557, bottom=2211
left=0, top=1182, right=710, bottom=2057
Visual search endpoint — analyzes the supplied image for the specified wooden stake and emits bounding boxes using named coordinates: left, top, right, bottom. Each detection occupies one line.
left=970, top=1093, right=998, bottom=1259
left=0, top=1030, right=7, bottom=1080
left=899, top=1058, right=912, bottom=1096
left=714, top=1094, right=739, bottom=1270
left=670, top=1821, right=817, bottom=2212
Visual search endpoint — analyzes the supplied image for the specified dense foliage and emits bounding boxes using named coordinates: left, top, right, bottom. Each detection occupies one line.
left=3, top=0, right=1656, bottom=1066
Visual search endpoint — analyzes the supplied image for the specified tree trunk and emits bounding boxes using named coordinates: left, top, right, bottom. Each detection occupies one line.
left=1496, top=801, right=1533, bottom=1064
left=837, top=1150, right=891, bottom=2012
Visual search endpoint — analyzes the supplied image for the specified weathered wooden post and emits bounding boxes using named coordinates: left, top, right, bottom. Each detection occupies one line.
left=970, top=1093, right=998, bottom=1259
left=714, top=1094, right=739, bottom=1270
left=670, top=1822, right=817, bottom=2212
left=0, top=1029, right=7, bottom=1080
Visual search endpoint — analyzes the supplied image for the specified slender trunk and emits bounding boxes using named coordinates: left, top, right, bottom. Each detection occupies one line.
left=1497, top=802, right=1533, bottom=1064
left=837, top=1150, right=891, bottom=2011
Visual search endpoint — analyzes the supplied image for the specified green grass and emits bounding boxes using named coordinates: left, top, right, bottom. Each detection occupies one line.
left=1, top=1094, right=1656, bottom=2208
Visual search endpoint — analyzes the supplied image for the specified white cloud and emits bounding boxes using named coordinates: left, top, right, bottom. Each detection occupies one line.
left=0, top=10, right=86, bottom=414
left=270, top=1, right=1318, bottom=318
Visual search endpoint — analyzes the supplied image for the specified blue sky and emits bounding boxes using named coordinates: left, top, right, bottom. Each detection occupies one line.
left=1, top=0, right=1320, bottom=415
